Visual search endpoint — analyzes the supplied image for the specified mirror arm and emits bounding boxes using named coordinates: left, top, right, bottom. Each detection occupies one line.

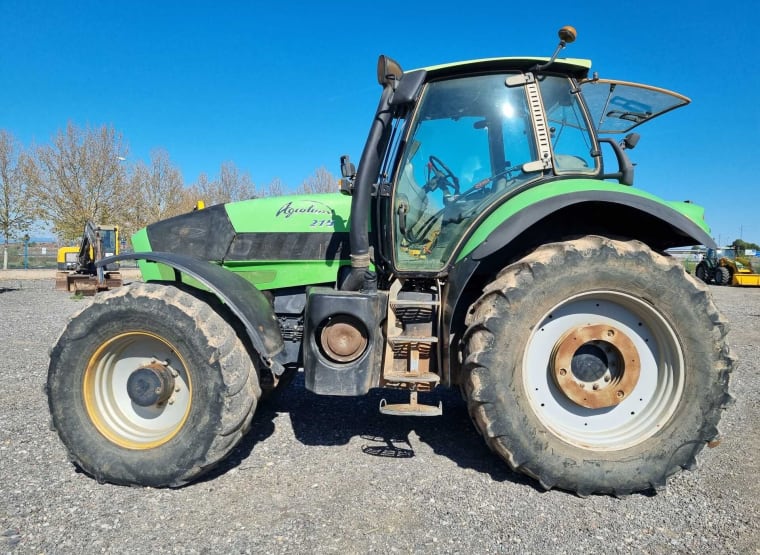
left=598, top=137, right=635, bottom=186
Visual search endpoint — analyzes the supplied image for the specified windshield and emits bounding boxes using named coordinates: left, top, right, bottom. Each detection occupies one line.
left=100, top=229, right=116, bottom=255
left=392, top=73, right=596, bottom=271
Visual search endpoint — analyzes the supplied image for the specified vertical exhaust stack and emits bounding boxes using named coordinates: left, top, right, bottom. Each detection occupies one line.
left=342, top=56, right=403, bottom=292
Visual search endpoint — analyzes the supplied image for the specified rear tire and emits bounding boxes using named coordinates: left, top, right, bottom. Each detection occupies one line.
left=463, top=236, right=733, bottom=495
left=695, top=262, right=710, bottom=283
left=47, top=282, right=260, bottom=487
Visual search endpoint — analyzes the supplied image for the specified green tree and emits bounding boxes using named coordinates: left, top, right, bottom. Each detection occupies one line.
left=0, top=130, right=34, bottom=269
left=731, top=238, right=760, bottom=255
left=24, top=122, right=129, bottom=242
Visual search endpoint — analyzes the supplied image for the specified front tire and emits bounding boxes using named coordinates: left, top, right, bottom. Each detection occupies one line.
left=463, top=236, right=733, bottom=495
left=714, top=266, right=731, bottom=285
left=47, top=282, right=260, bottom=487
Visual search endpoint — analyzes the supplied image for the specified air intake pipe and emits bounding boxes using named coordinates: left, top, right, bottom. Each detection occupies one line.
left=341, top=84, right=395, bottom=292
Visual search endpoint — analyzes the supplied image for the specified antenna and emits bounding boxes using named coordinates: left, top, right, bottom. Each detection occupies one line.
left=534, top=26, right=577, bottom=71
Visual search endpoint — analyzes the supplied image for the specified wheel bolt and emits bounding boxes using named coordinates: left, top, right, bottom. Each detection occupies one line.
left=617, top=390, right=624, bottom=398
left=592, top=384, right=599, bottom=390
left=559, top=368, right=567, bottom=376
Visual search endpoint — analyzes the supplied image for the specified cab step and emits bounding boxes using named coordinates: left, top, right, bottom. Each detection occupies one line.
left=379, top=391, right=442, bottom=416
left=382, top=371, right=440, bottom=385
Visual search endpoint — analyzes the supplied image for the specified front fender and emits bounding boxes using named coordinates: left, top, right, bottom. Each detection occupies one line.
left=97, top=252, right=286, bottom=374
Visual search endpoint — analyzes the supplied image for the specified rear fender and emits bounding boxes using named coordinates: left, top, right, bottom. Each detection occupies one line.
left=97, top=252, right=286, bottom=374
left=462, top=189, right=715, bottom=262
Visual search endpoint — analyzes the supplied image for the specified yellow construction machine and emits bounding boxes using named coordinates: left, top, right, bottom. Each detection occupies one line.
left=696, top=248, right=760, bottom=287
left=55, top=222, right=123, bottom=294
left=724, top=255, right=760, bottom=286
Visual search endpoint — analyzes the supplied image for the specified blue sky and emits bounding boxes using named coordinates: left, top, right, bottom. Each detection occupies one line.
left=1, top=0, right=757, bottom=245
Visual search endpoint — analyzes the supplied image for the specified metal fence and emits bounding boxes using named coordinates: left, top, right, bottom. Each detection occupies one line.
left=2, top=243, right=59, bottom=269
left=2, top=243, right=138, bottom=270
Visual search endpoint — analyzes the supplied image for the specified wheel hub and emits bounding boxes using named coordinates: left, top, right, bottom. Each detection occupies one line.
left=126, top=362, right=176, bottom=407
left=551, top=324, right=640, bottom=409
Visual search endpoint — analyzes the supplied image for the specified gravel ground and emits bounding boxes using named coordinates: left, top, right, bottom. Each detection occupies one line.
left=0, top=277, right=758, bottom=554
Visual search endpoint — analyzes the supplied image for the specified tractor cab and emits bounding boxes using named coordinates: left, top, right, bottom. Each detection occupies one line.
left=340, top=28, right=694, bottom=283
left=384, top=69, right=693, bottom=275
left=387, top=69, right=599, bottom=273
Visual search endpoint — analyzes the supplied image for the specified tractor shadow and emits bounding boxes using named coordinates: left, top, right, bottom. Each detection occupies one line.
left=212, top=371, right=537, bottom=490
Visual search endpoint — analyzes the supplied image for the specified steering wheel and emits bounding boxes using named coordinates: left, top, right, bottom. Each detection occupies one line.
left=424, top=155, right=460, bottom=196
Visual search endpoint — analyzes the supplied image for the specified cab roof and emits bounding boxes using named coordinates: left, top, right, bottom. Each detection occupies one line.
left=419, top=57, right=592, bottom=80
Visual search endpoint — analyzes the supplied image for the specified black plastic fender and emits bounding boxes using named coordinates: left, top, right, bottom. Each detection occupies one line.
left=97, top=252, right=286, bottom=374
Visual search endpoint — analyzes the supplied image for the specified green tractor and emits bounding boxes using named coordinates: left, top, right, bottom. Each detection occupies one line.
left=47, top=27, right=733, bottom=495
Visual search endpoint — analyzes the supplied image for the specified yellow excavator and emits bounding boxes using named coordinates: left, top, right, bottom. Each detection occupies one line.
left=55, top=222, right=123, bottom=294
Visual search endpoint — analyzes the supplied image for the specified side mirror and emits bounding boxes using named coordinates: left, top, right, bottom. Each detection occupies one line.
left=622, top=132, right=640, bottom=150
left=340, top=154, right=355, bottom=178
left=339, top=155, right=356, bottom=196
left=377, top=55, right=403, bottom=89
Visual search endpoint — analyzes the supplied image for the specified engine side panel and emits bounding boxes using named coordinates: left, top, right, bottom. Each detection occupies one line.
left=134, top=193, right=354, bottom=290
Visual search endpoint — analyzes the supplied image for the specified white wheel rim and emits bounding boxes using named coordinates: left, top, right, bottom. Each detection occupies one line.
left=84, top=332, right=192, bottom=449
left=524, top=291, right=684, bottom=450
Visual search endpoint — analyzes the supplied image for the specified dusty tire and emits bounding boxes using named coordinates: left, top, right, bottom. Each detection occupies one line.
left=47, top=282, right=261, bottom=487
left=463, top=236, right=733, bottom=496
left=714, top=266, right=731, bottom=286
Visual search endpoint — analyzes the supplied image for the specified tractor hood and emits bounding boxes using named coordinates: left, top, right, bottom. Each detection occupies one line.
left=131, top=193, right=353, bottom=289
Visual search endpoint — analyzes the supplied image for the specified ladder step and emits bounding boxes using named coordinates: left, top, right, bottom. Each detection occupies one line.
left=379, top=398, right=442, bottom=417
left=391, top=299, right=440, bottom=307
left=383, top=372, right=440, bottom=384
left=387, top=336, right=438, bottom=344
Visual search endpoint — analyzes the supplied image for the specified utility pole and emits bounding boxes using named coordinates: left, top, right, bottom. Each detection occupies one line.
left=23, top=234, right=29, bottom=269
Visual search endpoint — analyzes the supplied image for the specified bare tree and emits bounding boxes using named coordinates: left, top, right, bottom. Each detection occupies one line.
left=296, top=166, right=338, bottom=194
left=265, top=177, right=285, bottom=197
left=0, top=130, right=34, bottom=269
left=24, top=122, right=129, bottom=242
left=122, top=149, right=194, bottom=240
left=192, top=161, right=257, bottom=206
